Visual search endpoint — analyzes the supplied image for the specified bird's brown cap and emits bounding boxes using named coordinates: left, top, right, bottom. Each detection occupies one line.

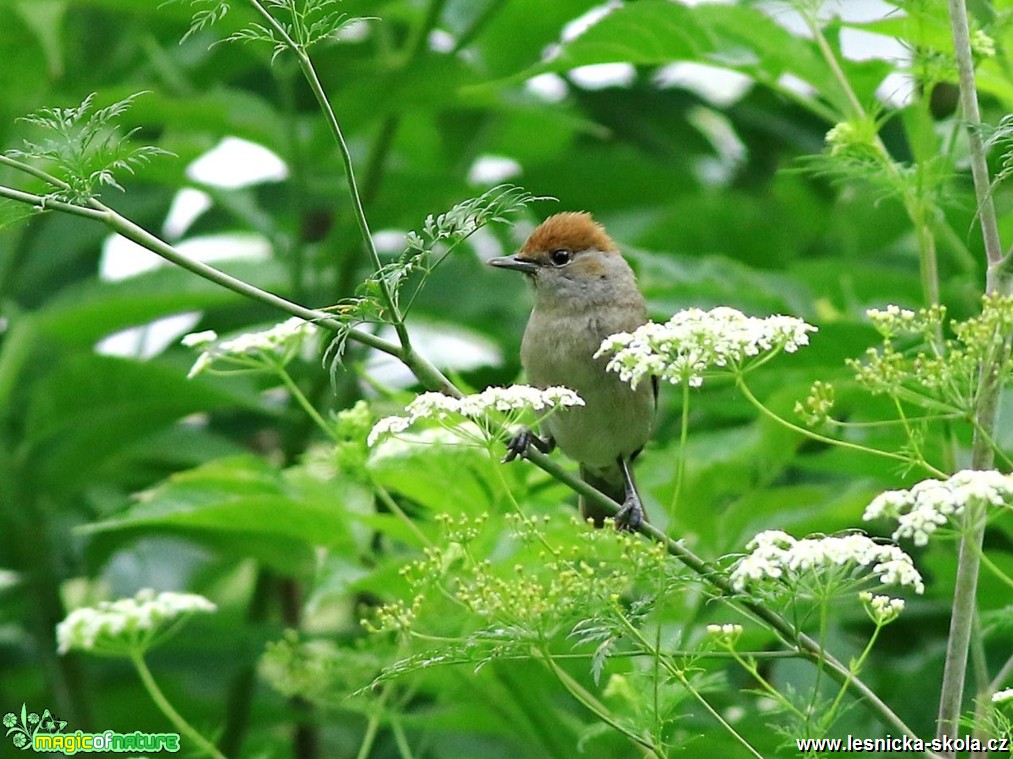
left=521, top=212, right=617, bottom=255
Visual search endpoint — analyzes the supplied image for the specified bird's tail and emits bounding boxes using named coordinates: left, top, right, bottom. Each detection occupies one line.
left=579, top=464, right=627, bottom=528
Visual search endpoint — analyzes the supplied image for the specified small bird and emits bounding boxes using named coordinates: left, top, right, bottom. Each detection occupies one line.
left=488, top=212, right=656, bottom=529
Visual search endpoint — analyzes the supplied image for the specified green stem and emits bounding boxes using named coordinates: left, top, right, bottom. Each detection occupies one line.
left=988, top=655, right=1013, bottom=695
left=736, top=376, right=946, bottom=477
left=733, top=650, right=809, bottom=721
left=355, top=683, right=391, bottom=759
left=1, top=167, right=459, bottom=395
left=937, top=0, right=1011, bottom=745
left=539, top=649, right=662, bottom=757
left=802, top=10, right=943, bottom=309
left=130, top=650, right=226, bottom=759
left=0, top=182, right=106, bottom=221
left=245, top=0, right=411, bottom=351
left=668, top=381, right=690, bottom=517
left=276, top=368, right=335, bottom=440
left=824, top=622, right=883, bottom=728
left=617, top=612, right=763, bottom=759
left=974, top=545, right=1013, bottom=590
left=373, top=483, right=435, bottom=549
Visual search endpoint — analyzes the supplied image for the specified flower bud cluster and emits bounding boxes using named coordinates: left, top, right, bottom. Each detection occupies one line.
left=859, top=591, right=905, bottom=625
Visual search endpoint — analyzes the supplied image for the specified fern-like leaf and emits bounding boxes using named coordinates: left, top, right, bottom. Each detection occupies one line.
left=8, top=93, right=172, bottom=204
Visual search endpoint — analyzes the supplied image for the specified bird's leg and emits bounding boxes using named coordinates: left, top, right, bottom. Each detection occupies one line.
left=613, top=456, right=645, bottom=531
left=502, top=429, right=555, bottom=463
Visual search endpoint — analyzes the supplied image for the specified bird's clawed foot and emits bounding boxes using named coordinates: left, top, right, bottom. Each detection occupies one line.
left=502, top=429, right=555, bottom=463
left=613, top=455, right=646, bottom=531
left=613, top=492, right=644, bottom=532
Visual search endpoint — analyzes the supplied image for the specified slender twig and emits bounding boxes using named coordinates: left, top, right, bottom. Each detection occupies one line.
left=0, top=184, right=106, bottom=221
left=245, top=0, right=411, bottom=351
left=615, top=611, right=764, bottom=759
left=802, top=9, right=944, bottom=310
left=736, top=376, right=947, bottom=478
left=539, top=649, right=663, bottom=756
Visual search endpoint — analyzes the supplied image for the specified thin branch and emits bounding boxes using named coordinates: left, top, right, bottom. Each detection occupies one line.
left=245, top=0, right=411, bottom=351
left=0, top=185, right=107, bottom=222
left=946, top=1, right=1004, bottom=275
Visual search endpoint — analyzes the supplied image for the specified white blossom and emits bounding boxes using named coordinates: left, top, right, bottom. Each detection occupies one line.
left=706, top=623, right=743, bottom=644
left=730, top=530, right=924, bottom=595
left=993, top=688, right=1013, bottom=705
left=367, top=385, right=584, bottom=447
left=859, top=591, right=905, bottom=625
left=182, top=317, right=317, bottom=378
left=595, top=307, right=816, bottom=389
left=181, top=329, right=217, bottom=348
left=864, top=470, right=1013, bottom=546
left=56, top=589, right=217, bottom=655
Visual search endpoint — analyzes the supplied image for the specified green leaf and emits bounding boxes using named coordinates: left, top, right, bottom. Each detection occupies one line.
left=22, top=354, right=258, bottom=489
left=83, top=455, right=365, bottom=574
left=368, top=438, right=504, bottom=516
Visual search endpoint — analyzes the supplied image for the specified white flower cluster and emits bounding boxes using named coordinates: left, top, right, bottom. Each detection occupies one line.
left=595, top=307, right=816, bottom=389
left=706, top=623, right=743, bottom=645
left=864, top=470, right=1013, bottom=546
left=865, top=303, right=944, bottom=339
left=56, top=589, right=217, bottom=655
left=859, top=591, right=905, bottom=625
left=367, top=385, right=584, bottom=447
left=867, top=305, right=917, bottom=333
left=730, top=530, right=924, bottom=595
left=993, top=688, right=1013, bottom=705
left=183, top=317, right=317, bottom=378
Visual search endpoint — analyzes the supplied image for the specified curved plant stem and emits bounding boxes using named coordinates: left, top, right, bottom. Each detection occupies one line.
left=617, top=611, right=764, bottom=759
left=539, top=648, right=663, bottom=757
left=131, top=651, right=226, bottom=759
left=668, top=381, right=690, bottom=517
left=276, top=368, right=335, bottom=441
left=735, top=376, right=947, bottom=478
left=245, top=0, right=411, bottom=350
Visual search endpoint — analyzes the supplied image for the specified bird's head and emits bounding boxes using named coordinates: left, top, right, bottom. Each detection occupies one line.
left=488, top=212, right=636, bottom=307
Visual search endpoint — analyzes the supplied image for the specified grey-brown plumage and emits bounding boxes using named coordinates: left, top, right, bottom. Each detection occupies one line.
left=489, top=212, right=656, bottom=528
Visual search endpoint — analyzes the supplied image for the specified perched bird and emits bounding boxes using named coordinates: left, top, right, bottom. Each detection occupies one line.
left=488, top=212, right=656, bottom=529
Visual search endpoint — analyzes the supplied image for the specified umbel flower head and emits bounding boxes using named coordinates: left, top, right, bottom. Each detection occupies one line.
left=182, top=317, right=318, bottom=378
left=859, top=591, right=905, bottom=626
left=864, top=470, right=1013, bottom=546
left=730, top=530, right=924, bottom=596
left=56, top=589, right=217, bottom=656
left=368, top=385, right=583, bottom=448
left=595, top=307, right=816, bottom=389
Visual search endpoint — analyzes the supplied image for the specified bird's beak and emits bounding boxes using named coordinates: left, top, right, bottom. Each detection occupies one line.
left=487, top=254, right=540, bottom=274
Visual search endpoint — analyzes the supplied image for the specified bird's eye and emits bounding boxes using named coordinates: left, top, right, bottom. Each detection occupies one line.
left=549, top=249, right=572, bottom=266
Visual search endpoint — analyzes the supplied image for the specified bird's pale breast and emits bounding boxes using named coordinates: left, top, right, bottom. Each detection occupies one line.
left=521, top=303, right=653, bottom=470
